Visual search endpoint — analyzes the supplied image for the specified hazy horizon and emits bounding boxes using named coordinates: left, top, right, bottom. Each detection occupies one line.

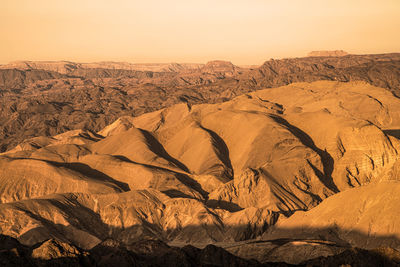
left=1, top=0, right=399, bottom=65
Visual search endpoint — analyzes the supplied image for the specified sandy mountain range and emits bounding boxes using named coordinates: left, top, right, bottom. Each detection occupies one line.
left=1, top=80, right=400, bottom=265
left=0, top=53, right=400, bottom=154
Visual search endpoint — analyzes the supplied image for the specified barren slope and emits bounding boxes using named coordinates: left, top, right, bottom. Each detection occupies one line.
left=0, top=52, right=400, bottom=152
left=1, top=81, right=400, bottom=264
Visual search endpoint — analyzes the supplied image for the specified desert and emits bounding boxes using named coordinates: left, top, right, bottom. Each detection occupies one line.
left=1, top=0, right=400, bottom=266
left=2, top=65, right=400, bottom=265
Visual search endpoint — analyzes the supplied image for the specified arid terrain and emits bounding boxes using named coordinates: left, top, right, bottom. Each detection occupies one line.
left=1, top=53, right=400, bottom=152
left=1, top=53, right=400, bottom=266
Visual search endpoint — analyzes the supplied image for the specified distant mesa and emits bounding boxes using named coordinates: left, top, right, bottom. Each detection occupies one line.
left=204, top=60, right=235, bottom=68
left=202, top=60, right=239, bottom=74
left=0, top=60, right=252, bottom=75
left=307, top=50, right=349, bottom=57
left=0, top=60, right=205, bottom=74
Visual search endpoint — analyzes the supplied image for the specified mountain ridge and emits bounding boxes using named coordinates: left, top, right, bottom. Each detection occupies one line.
left=0, top=52, right=400, bottom=153
left=2, top=81, right=400, bottom=264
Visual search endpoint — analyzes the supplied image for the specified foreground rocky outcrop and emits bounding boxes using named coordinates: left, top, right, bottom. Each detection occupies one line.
left=1, top=235, right=400, bottom=266
left=1, top=81, right=400, bottom=264
left=0, top=235, right=263, bottom=267
left=264, top=182, right=400, bottom=249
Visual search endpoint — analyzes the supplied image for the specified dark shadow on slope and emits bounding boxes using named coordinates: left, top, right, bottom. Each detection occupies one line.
left=268, top=114, right=339, bottom=193
left=259, top=169, right=309, bottom=216
left=111, top=155, right=208, bottom=199
left=206, top=199, right=243, bottom=212
left=161, top=189, right=202, bottom=199
left=138, top=128, right=191, bottom=173
left=384, top=129, right=400, bottom=140
left=78, top=129, right=105, bottom=141
left=14, top=199, right=110, bottom=245
left=199, top=125, right=234, bottom=180
left=7, top=157, right=131, bottom=193
left=46, top=160, right=131, bottom=192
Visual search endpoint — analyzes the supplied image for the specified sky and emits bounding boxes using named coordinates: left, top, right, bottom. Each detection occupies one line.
left=1, top=0, right=399, bottom=65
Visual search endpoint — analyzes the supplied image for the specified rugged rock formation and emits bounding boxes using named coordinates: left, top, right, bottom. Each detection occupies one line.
left=0, top=53, right=400, bottom=152
left=238, top=53, right=400, bottom=96
left=264, top=181, right=400, bottom=249
left=0, top=235, right=264, bottom=267
left=2, top=234, right=400, bottom=266
left=1, top=81, right=400, bottom=264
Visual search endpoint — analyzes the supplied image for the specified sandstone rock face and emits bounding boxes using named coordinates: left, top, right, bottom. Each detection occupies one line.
left=1, top=81, right=400, bottom=264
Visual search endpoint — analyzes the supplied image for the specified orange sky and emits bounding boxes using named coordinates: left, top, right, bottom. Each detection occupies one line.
left=1, top=0, right=399, bottom=65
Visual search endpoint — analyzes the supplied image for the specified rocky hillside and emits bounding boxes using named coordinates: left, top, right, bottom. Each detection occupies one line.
left=1, top=81, right=400, bottom=264
left=0, top=53, right=399, bottom=153
left=2, top=235, right=400, bottom=266
left=238, top=53, right=400, bottom=95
